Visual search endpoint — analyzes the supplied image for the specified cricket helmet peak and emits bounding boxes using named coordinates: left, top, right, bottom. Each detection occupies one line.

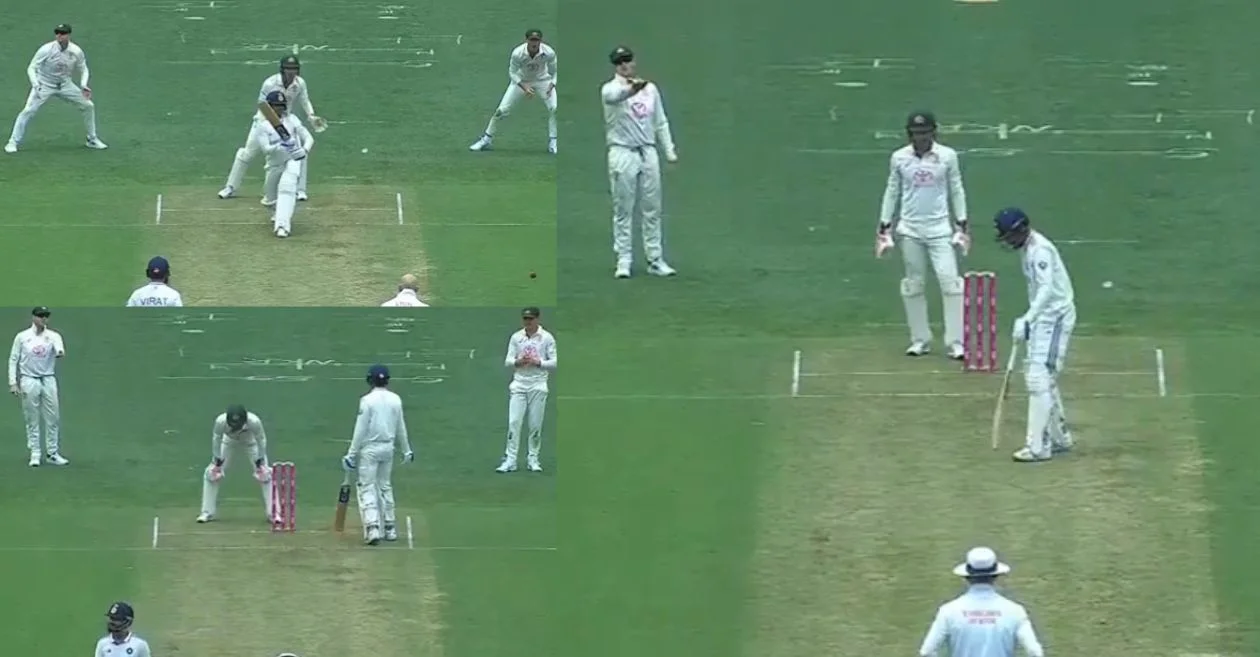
left=993, top=207, right=1032, bottom=247
left=106, top=601, right=134, bottom=632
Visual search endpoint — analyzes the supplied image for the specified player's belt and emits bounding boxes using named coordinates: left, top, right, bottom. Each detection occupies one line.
left=610, top=144, right=653, bottom=153
left=21, top=374, right=53, bottom=379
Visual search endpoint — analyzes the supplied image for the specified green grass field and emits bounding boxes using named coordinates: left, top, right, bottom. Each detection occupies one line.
left=558, top=0, right=1260, bottom=656
left=0, top=308, right=554, bottom=656
left=0, top=1, right=555, bottom=307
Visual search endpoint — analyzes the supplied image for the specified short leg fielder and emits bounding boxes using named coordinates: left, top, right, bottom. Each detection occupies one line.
left=609, top=145, right=666, bottom=268
left=504, top=386, right=548, bottom=469
left=1022, top=311, right=1075, bottom=459
left=20, top=376, right=61, bottom=459
left=8, top=83, right=100, bottom=147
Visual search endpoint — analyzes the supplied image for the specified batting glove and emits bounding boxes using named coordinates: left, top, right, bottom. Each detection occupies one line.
left=402, top=450, right=415, bottom=464
left=341, top=455, right=356, bottom=471
left=286, top=145, right=308, bottom=161
left=1012, top=317, right=1030, bottom=343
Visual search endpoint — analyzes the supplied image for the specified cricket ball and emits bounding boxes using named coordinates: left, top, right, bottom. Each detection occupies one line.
left=529, top=271, right=537, bottom=279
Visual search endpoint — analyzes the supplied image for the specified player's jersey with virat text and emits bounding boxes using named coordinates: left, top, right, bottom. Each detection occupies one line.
left=126, top=282, right=183, bottom=307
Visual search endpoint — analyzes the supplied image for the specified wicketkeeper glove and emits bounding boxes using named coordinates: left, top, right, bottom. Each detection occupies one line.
left=402, top=450, right=415, bottom=464
left=309, top=115, right=328, bottom=133
left=875, top=224, right=895, bottom=258
left=341, top=455, right=357, bottom=471
left=253, top=464, right=271, bottom=483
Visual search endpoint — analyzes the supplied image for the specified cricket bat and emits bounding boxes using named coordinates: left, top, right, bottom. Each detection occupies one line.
left=990, top=344, right=1020, bottom=450
left=333, top=473, right=351, bottom=532
left=257, top=101, right=292, bottom=141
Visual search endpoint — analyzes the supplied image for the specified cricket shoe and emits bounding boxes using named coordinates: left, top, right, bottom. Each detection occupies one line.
left=905, top=341, right=931, bottom=357
left=4, top=142, right=17, bottom=154
left=614, top=260, right=632, bottom=279
left=261, top=197, right=277, bottom=208
left=547, top=138, right=557, bottom=154
left=648, top=260, right=677, bottom=277
left=45, top=452, right=70, bottom=466
left=1051, top=439, right=1074, bottom=455
left=383, top=524, right=398, bottom=542
left=527, top=459, right=542, bottom=473
left=468, top=134, right=493, bottom=151
left=85, top=137, right=107, bottom=150
left=1011, top=447, right=1051, bottom=463
left=495, top=459, right=518, bottom=473
left=274, top=226, right=289, bottom=238
left=217, top=185, right=236, bottom=199
left=28, top=451, right=39, bottom=467
left=296, top=191, right=308, bottom=202
left=946, top=343, right=966, bottom=360
left=196, top=512, right=214, bottom=523
left=365, top=524, right=382, bottom=546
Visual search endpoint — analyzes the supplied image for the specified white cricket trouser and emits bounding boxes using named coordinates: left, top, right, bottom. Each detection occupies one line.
left=485, top=82, right=557, bottom=138
left=200, top=438, right=270, bottom=518
left=504, top=384, right=548, bottom=463
left=1024, top=308, right=1076, bottom=455
left=609, top=144, right=664, bottom=264
left=264, top=158, right=302, bottom=233
left=225, top=124, right=309, bottom=195
left=354, top=443, right=397, bottom=532
left=898, top=234, right=964, bottom=346
left=19, top=376, right=60, bottom=454
left=9, top=82, right=99, bottom=144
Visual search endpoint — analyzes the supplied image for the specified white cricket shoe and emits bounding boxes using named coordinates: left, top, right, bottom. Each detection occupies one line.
left=274, top=227, right=289, bottom=238
left=469, top=134, right=492, bottom=151
left=4, top=142, right=17, bottom=154
left=1011, top=447, right=1051, bottom=463
left=383, top=525, right=399, bottom=542
left=547, top=138, right=556, bottom=154
left=365, top=524, right=382, bottom=546
left=217, top=185, right=236, bottom=199
left=648, top=260, right=677, bottom=277
left=297, top=191, right=308, bottom=202
left=45, top=452, right=69, bottom=466
left=495, top=459, right=517, bottom=473
left=947, top=343, right=966, bottom=360
left=196, top=512, right=214, bottom=523
left=85, top=137, right=107, bottom=150
left=905, top=341, right=931, bottom=357
left=615, top=260, right=631, bottom=279
left=527, top=458, right=542, bottom=472
left=260, top=197, right=276, bottom=208
left=28, top=451, right=40, bottom=467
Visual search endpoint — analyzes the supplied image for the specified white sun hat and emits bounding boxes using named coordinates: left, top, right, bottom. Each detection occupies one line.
left=952, top=546, right=1011, bottom=577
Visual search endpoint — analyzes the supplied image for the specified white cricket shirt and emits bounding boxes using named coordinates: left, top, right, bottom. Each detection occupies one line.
left=919, top=585, right=1045, bottom=657
left=28, top=41, right=89, bottom=88
left=504, top=327, right=557, bottom=391
left=211, top=411, right=268, bottom=462
left=509, top=42, right=557, bottom=85
left=878, top=142, right=968, bottom=239
left=601, top=78, right=677, bottom=156
left=250, top=113, right=313, bottom=166
left=258, top=73, right=315, bottom=119
left=8, top=325, right=65, bottom=386
left=95, top=632, right=152, bottom=657
left=1021, top=229, right=1076, bottom=322
left=381, top=290, right=429, bottom=307
left=348, top=388, right=412, bottom=453
left=126, top=282, right=183, bottom=307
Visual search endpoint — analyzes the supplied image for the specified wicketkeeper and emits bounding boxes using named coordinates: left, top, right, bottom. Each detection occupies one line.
left=197, top=404, right=273, bottom=523
left=343, top=365, right=413, bottom=545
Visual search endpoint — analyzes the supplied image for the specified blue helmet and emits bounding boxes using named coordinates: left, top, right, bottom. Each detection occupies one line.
left=106, top=601, right=134, bottom=633
left=265, top=90, right=287, bottom=112
left=366, top=364, right=390, bottom=386
left=993, top=207, right=1031, bottom=248
left=147, top=256, right=170, bottom=281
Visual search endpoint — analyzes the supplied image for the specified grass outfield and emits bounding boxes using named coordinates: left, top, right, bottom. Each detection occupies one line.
left=0, top=1, right=555, bottom=307
left=558, top=0, right=1260, bottom=655
left=0, top=308, right=554, bottom=656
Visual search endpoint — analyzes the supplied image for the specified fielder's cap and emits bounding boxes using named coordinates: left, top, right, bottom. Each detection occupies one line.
left=54, top=24, right=72, bottom=34
left=907, top=110, right=937, bottom=130
left=953, top=546, right=1011, bottom=577
left=266, top=90, right=287, bottom=104
left=610, top=46, right=634, bottom=65
left=31, top=306, right=51, bottom=317
left=525, top=29, right=543, bottom=40
left=147, top=256, right=170, bottom=277
left=367, top=364, right=390, bottom=382
left=521, top=306, right=540, bottom=319
left=994, top=207, right=1030, bottom=231
left=280, top=55, right=300, bottom=68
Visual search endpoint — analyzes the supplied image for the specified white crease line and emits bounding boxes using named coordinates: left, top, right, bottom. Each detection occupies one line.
left=559, top=392, right=1254, bottom=401
left=1156, top=348, right=1167, bottom=397
left=406, top=515, right=415, bottom=549
left=791, top=350, right=802, bottom=397
left=0, top=544, right=555, bottom=553
left=152, top=516, right=160, bottom=549
left=801, top=369, right=1151, bottom=377
left=396, top=192, right=404, bottom=225
left=1059, top=239, right=1140, bottom=245
left=23, top=222, right=533, bottom=228
left=155, top=194, right=163, bottom=225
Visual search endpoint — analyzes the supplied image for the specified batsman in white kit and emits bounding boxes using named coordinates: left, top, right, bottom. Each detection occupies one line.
left=995, top=207, right=1076, bottom=463
left=497, top=307, right=557, bottom=473
left=343, top=365, right=414, bottom=545
left=918, top=547, right=1045, bottom=657
left=197, top=404, right=274, bottom=523
left=252, top=91, right=313, bottom=238
left=8, top=307, right=69, bottom=467
left=218, top=55, right=325, bottom=201
left=876, top=111, right=970, bottom=359
left=469, top=29, right=557, bottom=154
left=5, top=24, right=107, bottom=153
left=603, top=46, right=679, bottom=279
left=96, top=602, right=153, bottom=657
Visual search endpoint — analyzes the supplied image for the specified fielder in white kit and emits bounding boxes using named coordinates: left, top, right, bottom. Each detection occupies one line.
left=470, top=29, right=557, bottom=153
left=497, top=307, right=557, bottom=473
left=343, top=365, right=414, bottom=545
left=876, top=111, right=970, bottom=359
left=918, top=546, right=1046, bottom=657
left=250, top=91, right=313, bottom=238
left=217, top=55, right=325, bottom=201
left=5, top=24, right=107, bottom=153
left=125, top=256, right=183, bottom=307
left=995, top=207, right=1076, bottom=463
left=197, top=404, right=274, bottom=523
left=603, top=46, right=679, bottom=279
left=8, top=307, right=69, bottom=467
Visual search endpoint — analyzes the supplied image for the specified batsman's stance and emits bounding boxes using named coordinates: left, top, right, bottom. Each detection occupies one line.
left=995, top=208, right=1077, bottom=462
left=876, top=111, right=971, bottom=359
left=255, top=90, right=312, bottom=238
left=8, top=306, right=68, bottom=467
left=198, top=404, right=274, bottom=523
left=497, top=307, right=557, bottom=473
left=343, top=365, right=414, bottom=545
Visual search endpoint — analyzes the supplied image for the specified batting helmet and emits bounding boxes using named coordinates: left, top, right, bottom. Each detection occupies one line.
left=367, top=364, right=390, bottom=386
left=147, top=256, right=170, bottom=281
left=106, top=601, right=134, bottom=633
left=225, top=404, right=248, bottom=431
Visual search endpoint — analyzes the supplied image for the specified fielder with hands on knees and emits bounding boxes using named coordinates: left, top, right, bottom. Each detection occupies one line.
left=343, top=365, right=413, bottom=546
left=197, top=404, right=273, bottom=524
left=996, top=207, right=1077, bottom=463
left=497, top=307, right=557, bottom=473
left=875, top=111, right=970, bottom=360
left=9, top=306, right=69, bottom=467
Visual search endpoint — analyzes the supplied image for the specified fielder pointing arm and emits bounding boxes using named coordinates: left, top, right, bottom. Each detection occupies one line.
left=652, top=87, right=678, bottom=162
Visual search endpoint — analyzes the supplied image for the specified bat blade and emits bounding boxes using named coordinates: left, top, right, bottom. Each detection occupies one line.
left=257, top=101, right=291, bottom=141
left=990, top=345, right=1019, bottom=450
left=333, top=474, right=351, bottom=532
